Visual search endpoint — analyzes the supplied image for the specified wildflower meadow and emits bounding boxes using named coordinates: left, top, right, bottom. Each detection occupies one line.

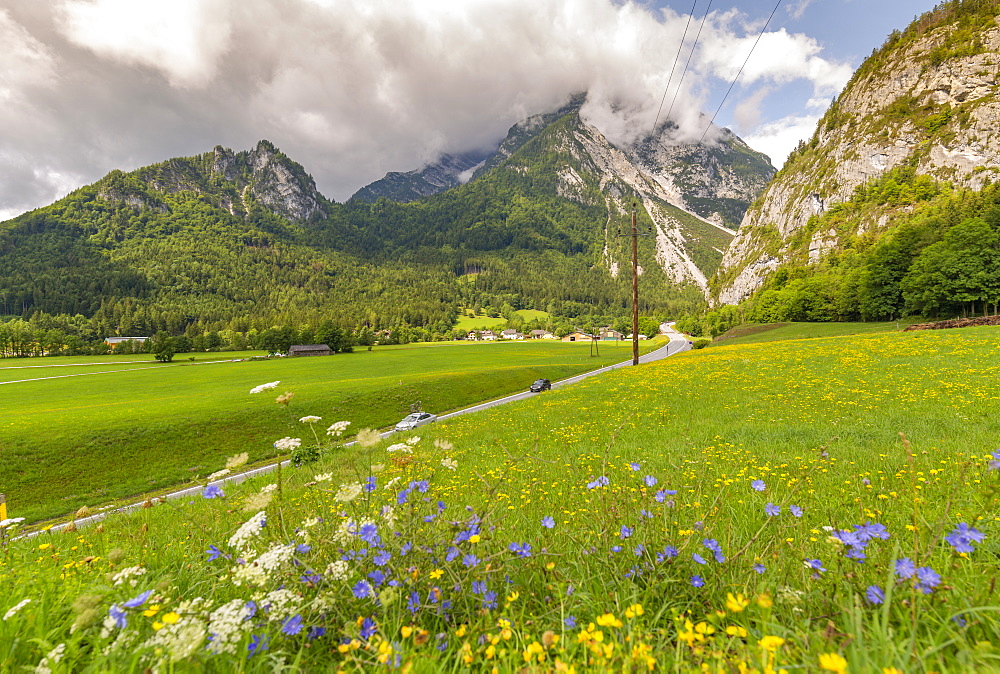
left=3, top=326, right=1000, bottom=672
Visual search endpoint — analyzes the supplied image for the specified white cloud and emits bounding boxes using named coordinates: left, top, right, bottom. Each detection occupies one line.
left=786, top=0, right=817, bottom=20
left=0, top=0, right=854, bottom=218
left=743, top=113, right=824, bottom=169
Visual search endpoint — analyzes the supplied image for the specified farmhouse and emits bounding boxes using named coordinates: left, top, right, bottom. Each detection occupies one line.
left=480, top=330, right=498, bottom=341
left=562, top=331, right=592, bottom=342
left=599, top=328, right=623, bottom=341
left=500, top=329, right=524, bottom=340
left=529, top=329, right=554, bottom=339
left=288, top=344, right=332, bottom=357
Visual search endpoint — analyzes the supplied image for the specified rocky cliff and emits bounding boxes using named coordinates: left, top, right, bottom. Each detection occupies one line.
left=714, top=6, right=1000, bottom=305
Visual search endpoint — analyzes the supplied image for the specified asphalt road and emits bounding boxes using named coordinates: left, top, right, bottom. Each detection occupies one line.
left=22, top=332, right=691, bottom=536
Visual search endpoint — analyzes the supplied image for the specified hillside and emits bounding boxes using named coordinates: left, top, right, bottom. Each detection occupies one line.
left=713, top=1, right=1000, bottom=315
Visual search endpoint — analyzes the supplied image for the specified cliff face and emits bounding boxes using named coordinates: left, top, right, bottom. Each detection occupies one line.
left=714, top=9, right=1000, bottom=305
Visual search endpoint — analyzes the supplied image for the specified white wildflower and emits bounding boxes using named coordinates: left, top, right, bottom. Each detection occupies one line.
left=34, top=643, right=64, bottom=674
left=326, top=560, right=350, bottom=581
left=225, top=452, right=249, bottom=469
left=356, top=428, right=382, bottom=447
left=334, top=518, right=372, bottom=545
left=386, top=443, right=413, bottom=453
left=273, top=437, right=301, bottom=451
left=228, top=511, right=267, bottom=551
left=249, top=381, right=280, bottom=394
left=384, top=477, right=401, bottom=490
left=207, top=469, right=231, bottom=482
left=313, top=591, right=339, bottom=611
left=434, top=439, right=454, bottom=451
left=299, top=415, right=322, bottom=424
left=260, top=483, right=277, bottom=493
left=301, top=517, right=320, bottom=529
left=0, top=517, right=25, bottom=528
left=259, top=588, right=302, bottom=622
left=111, top=566, right=146, bottom=587
left=141, top=618, right=206, bottom=662
left=207, top=599, right=254, bottom=654
left=381, top=505, right=398, bottom=528
left=3, top=598, right=31, bottom=621
left=232, top=542, right=295, bottom=587
left=406, top=436, right=420, bottom=445
left=334, top=482, right=364, bottom=502
left=313, top=473, right=333, bottom=483
left=441, top=458, right=458, bottom=470
left=241, top=491, right=273, bottom=513
left=326, top=420, right=351, bottom=436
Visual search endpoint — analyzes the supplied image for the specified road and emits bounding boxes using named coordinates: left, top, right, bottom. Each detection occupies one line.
left=22, top=332, right=691, bottom=536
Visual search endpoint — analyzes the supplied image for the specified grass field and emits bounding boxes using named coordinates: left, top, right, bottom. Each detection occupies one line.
left=713, top=320, right=919, bottom=347
left=2, top=339, right=659, bottom=523
left=453, top=309, right=550, bottom=331
left=3, top=326, right=1000, bottom=671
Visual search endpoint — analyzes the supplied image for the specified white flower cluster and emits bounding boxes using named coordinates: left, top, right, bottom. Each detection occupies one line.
left=299, top=415, right=322, bottom=424
left=249, top=381, right=280, bottom=394
left=3, top=598, right=31, bottom=621
left=232, top=542, right=295, bottom=587
left=34, top=642, right=65, bottom=674
left=313, top=473, right=333, bottom=482
left=225, top=452, right=249, bottom=469
left=206, top=599, right=254, bottom=654
left=141, top=618, right=206, bottom=663
left=327, top=420, right=351, bottom=436
left=228, top=511, right=267, bottom=551
left=384, top=476, right=401, bottom=490
left=111, top=566, right=146, bottom=587
left=273, top=437, right=301, bottom=451
left=206, top=469, right=230, bottom=482
left=0, top=517, right=25, bottom=529
left=381, top=505, right=398, bottom=528
left=386, top=443, right=413, bottom=454
left=441, top=458, right=458, bottom=470
left=334, top=482, right=363, bottom=502
left=325, top=560, right=350, bottom=581
left=407, top=436, right=421, bottom=445
left=260, top=483, right=277, bottom=494
left=333, top=518, right=371, bottom=545
left=434, top=438, right=454, bottom=451
left=258, top=588, right=301, bottom=622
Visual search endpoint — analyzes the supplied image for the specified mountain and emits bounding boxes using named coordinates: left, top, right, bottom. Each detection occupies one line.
left=713, top=2, right=1000, bottom=312
left=350, top=150, right=493, bottom=203
left=0, top=96, right=773, bottom=340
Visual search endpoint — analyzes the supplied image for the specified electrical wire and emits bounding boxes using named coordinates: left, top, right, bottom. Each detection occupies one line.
left=651, top=0, right=698, bottom=134
left=700, top=0, right=783, bottom=142
left=664, top=0, right=715, bottom=127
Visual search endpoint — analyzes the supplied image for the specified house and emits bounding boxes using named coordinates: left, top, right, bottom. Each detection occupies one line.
left=562, top=331, right=593, bottom=342
left=599, top=328, right=623, bottom=341
left=500, top=329, right=524, bottom=340
left=480, top=330, right=498, bottom=341
left=105, top=336, right=148, bottom=346
left=288, top=344, right=332, bottom=357
left=466, top=331, right=480, bottom=341
left=529, top=329, right=554, bottom=340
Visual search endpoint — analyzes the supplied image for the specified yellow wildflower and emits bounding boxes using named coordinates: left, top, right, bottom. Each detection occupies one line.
left=161, top=612, right=180, bottom=625
left=758, top=636, right=785, bottom=651
left=625, top=603, right=644, bottom=618
left=596, top=613, right=623, bottom=628
left=819, top=653, right=847, bottom=673
left=429, top=569, right=443, bottom=579
left=726, top=593, right=750, bottom=613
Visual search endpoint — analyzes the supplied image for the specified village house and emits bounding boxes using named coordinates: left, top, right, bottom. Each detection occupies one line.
left=500, top=329, right=524, bottom=340
left=287, top=344, right=332, bottom=357
left=480, top=330, right=498, bottom=341
left=561, top=331, right=592, bottom=342
left=529, top=329, right=554, bottom=339
left=599, top=328, right=623, bottom=341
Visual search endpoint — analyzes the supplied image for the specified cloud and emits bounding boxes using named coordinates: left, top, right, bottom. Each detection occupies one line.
left=0, top=0, right=852, bottom=217
left=743, top=113, right=825, bottom=169
left=785, top=0, right=817, bottom=20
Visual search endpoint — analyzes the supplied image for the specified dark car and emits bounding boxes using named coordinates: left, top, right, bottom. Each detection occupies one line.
left=529, top=378, right=551, bottom=392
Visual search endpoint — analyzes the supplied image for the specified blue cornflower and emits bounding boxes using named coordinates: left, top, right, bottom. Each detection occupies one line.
left=790, top=505, right=803, bottom=517
left=690, top=575, right=705, bottom=587
left=541, top=516, right=555, bottom=529
left=373, top=550, right=391, bottom=566
left=281, top=614, right=303, bottom=636
left=765, top=503, right=780, bottom=516
left=856, top=522, right=890, bottom=541
left=634, top=544, right=646, bottom=556
left=990, top=450, right=1000, bottom=471
left=463, top=553, right=481, bottom=567
left=307, top=626, right=326, bottom=640
left=703, top=539, right=721, bottom=553
left=123, top=590, right=153, bottom=608
left=296, top=543, right=311, bottom=554
left=894, top=557, right=916, bottom=579
left=396, top=488, right=411, bottom=505
left=567, top=585, right=575, bottom=596
left=644, top=475, right=658, bottom=487
left=400, top=542, right=412, bottom=555
left=206, top=544, right=224, bottom=561
left=508, top=542, right=531, bottom=558
left=564, top=615, right=577, bottom=628
left=108, top=604, right=127, bottom=629
left=954, top=614, right=967, bottom=627
left=300, top=572, right=322, bottom=584
left=611, top=545, right=623, bottom=553
left=363, top=476, right=376, bottom=492
left=866, top=585, right=884, bottom=605
left=247, top=634, right=269, bottom=657
left=751, top=479, right=766, bottom=491
left=656, top=545, right=678, bottom=563
left=915, top=566, right=941, bottom=594
left=358, top=523, right=381, bottom=546
left=472, top=580, right=487, bottom=595
left=692, top=553, right=707, bottom=565
left=629, top=462, right=641, bottom=471
left=587, top=476, right=610, bottom=489
left=620, top=525, right=633, bottom=539
left=407, top=591, right=420, bottom=614
left=655, top=488, right=677, bottom=502
left=368, top=569, right=386, bottom=586
left=203, top=484, right=224, bottom=499
left=640, top=509, right=654, bottom=519
left=413, top=480, right=430, bottom=493
left=805, top=559, right=826, bottom=572
left=445, top=546, right=461, bottom=563
left=945, top=523, right=985, bottom=554
left=753, top=563, right=766, bottom=574
left=352, top=581, right=371, bottom=599
left=244, top=601, right=257, bottom=620
left=482, top=591, right=498, bottom=610
left=360, top=617, right=377, bottom=639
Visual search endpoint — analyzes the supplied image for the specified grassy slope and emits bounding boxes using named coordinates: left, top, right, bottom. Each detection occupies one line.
left=713, top=320, right=921, bottom=347
left=4, top=328, right=1000, bottom=670
left=2, top=340, right=657, bottom=523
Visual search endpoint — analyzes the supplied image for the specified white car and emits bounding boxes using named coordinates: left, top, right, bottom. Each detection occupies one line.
left=395, top=412, right=437, bottom=432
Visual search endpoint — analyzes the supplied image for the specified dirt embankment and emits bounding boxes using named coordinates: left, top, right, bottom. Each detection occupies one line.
left=904, top=315, right=1000, bottom=331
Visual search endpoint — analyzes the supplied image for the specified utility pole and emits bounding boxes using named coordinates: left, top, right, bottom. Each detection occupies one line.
left=619, top=202, right=651, bottom=366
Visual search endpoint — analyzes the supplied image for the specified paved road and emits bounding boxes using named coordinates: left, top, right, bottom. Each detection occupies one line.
left=23, top=332, right=691, bottom=537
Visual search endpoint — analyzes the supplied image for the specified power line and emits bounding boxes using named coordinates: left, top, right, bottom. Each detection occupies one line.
left=651, top=0, right=698, bottom=134
left=664, top=0, right=715, bottom=126
left=700, top=0, right=783, bottom=142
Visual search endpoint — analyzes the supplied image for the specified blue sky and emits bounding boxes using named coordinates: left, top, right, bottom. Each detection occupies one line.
left=0, top=0, right=945, bottom=219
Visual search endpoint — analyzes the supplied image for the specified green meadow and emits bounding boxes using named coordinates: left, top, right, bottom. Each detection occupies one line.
left=3, top=339, right=660, bottom=524
left=713, top=320, right=921, bottom=347
left=3, top=326, right=1000, bottom=671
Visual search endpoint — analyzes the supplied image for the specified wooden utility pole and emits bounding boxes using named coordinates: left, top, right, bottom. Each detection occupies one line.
left=619, top=202, right=651, bottom=366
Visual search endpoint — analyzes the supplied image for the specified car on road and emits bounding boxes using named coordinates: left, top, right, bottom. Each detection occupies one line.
left=529, top=378, right=551, bottom=392
left=395, top=411, right=437, bottom=431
